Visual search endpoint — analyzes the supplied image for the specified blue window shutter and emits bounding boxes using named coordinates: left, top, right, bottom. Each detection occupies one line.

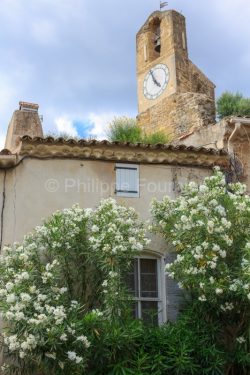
left=115, top=164, right=139, bottom=197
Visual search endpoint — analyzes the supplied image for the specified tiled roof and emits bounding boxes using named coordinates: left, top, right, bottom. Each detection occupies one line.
left=0, top=135, right=229, bottom=169
left=230, top=115, right=250, bottom=119
left=19, top=135, right=228, bottom=156
left=0, top=149, right=13, bottom=155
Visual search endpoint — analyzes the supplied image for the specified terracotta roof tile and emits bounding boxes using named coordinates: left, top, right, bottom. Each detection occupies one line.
left=0, top=149, right=12, bottom=155
left=20, top=135, right=228, bottom=156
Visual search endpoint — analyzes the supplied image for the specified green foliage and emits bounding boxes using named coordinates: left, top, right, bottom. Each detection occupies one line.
left=106, top=117, right=142, bottom=143
left=106, top=116, right=169, bottom=144
left=2, top=173, right=250, bottom=374
left=152, top=168, right=250, bottom=374
left=217, top=91, right=250, bottom=119
left=0, top=199, right=148, bottom=375
left=82, top=302, right=226, bottom=375
left=44, top=131, right=81, bottom=141
left=143, top=131, right=169, bottom=145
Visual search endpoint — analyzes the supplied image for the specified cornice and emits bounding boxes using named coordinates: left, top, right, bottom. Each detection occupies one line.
left=13, top=136, right=229, bottom=169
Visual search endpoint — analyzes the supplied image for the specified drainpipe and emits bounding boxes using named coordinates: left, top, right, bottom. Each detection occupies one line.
left=227, top=121, right=242, bottom=155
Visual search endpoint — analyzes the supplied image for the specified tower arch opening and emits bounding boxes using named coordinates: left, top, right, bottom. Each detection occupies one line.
left=149, top=17, right=161, bottom=61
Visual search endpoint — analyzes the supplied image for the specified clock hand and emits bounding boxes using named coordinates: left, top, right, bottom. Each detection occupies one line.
left=150, top=70, right=161, bottom=87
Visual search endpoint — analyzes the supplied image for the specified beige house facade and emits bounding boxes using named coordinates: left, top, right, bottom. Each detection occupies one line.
left=0, top=103, right=229, bottom=323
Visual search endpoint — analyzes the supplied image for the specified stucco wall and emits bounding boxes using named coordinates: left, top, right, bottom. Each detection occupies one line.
left=1, top=158, right=210, bottom=249
left=0, top=158, right=211, bottom=322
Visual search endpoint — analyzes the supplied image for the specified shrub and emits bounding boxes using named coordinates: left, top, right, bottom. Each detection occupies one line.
left=106, top=116, right=169, bottom=144
left=0, top=199, right=149, bottom=375
left=217, top=92, right=250, bottom=119
left=143, top=131, right=169, bottom=145
left=106, top=117, right=142, bottom=143
left=152, top=167, right=250, bottom=374
left=82, top=301, right=227, bottom=375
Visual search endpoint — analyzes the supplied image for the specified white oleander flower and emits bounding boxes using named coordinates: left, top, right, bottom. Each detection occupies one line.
left=91, top=309, right=103, bottom=317
left=59, top=287, right=68, bottom=294
left=45, top=352, right=56, bottom=360
left=209, top=276, right=215, bottom=284
left=0, top=289, right=7, bottom=297
left=37, top=294, right=47, bottom=302
left=6, top=294, right=16, bottom=303
left=20, top=293, right=31, bottom=303
left=210, top=262, right=217, bottom=269
left=219, top=250, right=227, bottom=258
left=29, top=286, right=37, bottom=294
left=19, top=272, right=30, bottom=280
left=77, top=335, right=91, bottom=348
left=236, top=336, right=246, bottom=344
left=67, top=351, right=77, bottom=360
left=91, top=225, right=99, bottom=233
left=212, top=244, right=220, bottom=252
left=178, top=282, right=184, bottom=289
left=109, top=271, right=118, bottom=278
left=75, top=356, right=83, bottom=364
left=215, top=288, right=223, bottom=295
left=15, top=312, right=25, bottom=321
left=198, top=295, right=207, bottom=302
left=6, top=282, right=14, bottom=291
left=181, top=215, right=188, bottom=223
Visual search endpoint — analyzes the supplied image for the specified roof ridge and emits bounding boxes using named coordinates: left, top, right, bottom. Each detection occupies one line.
left=19, top=135, right=228, bottom=156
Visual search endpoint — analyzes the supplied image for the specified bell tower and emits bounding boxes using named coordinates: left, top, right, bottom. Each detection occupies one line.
left=136, top=10, right=216, bottom=139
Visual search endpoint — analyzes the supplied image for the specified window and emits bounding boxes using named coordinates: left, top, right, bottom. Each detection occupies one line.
left=127, top=257, right=166, bottom=325
left=115, top=163, right=139, bottom=198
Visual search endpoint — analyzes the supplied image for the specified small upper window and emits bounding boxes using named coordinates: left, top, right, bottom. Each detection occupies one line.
left=115, top=163, right=139, bottom=198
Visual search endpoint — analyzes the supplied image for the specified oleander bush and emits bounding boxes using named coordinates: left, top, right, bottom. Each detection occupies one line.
left=1, top=170, right=250, bottom=375
left=0, top=199, right=149, bottom=375
left=82, top=302, right=226, bottom=375
left=152, top=167, right=250, bottom=375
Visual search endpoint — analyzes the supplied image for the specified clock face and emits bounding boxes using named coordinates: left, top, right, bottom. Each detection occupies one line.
left=143, top=64, right=170, bottom=100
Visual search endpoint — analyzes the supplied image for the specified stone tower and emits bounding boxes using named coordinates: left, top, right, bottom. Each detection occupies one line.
left=5, top=102, right=43, bottom=152
left=136, top=10, right=216, bottom=139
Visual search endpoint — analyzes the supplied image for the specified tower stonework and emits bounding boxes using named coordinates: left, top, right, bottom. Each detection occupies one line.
left=136, top=10, right=216, bottom=139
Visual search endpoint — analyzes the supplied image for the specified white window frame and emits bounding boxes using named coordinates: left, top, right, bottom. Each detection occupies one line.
left=130, top=255, right=166, bottom=325
left=115, top=163, right=139, bottom=198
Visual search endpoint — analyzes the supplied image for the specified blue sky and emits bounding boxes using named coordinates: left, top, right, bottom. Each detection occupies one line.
left=0, top=0, right=250, bottom=149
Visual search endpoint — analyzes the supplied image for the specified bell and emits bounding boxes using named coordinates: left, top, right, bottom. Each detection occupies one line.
left=154, top=36, right=161, bottom=53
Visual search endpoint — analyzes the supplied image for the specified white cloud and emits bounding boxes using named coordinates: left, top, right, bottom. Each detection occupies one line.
left=54, top=116, right=78, bottom=137
left=87, top=112, right=121, bottom=140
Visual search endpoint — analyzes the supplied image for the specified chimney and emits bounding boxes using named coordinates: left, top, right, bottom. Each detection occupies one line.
left=5, top=101, right=43, bottom=152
